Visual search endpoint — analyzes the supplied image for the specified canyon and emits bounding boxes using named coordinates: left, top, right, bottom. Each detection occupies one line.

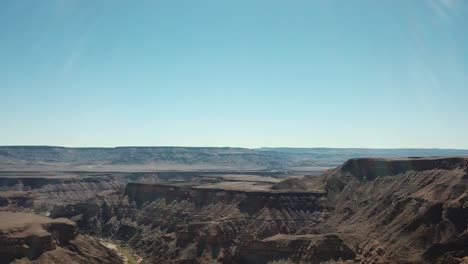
left=0, top=147, right=467, bottom=263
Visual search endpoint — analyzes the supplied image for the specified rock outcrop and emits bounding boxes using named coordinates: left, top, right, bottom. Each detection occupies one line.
left=0, top=176, right=122, bottom=203
left=0, top=212, right=76, bottom=262
left=235, top=234, right=356, bottom=263
left=0, top=211, right=122, bottom=264
left=122, top=183, right=329, bottom=263
left=0, top=174, right=127, bottom=238
left=319, top=157, right=468, bottom=263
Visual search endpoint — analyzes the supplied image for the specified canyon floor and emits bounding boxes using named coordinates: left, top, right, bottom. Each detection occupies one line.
left=0, top=149, right=467, bottom=263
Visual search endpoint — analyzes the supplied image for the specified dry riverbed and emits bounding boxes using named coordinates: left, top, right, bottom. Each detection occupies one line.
left=89, top=236, right=143, bottom=264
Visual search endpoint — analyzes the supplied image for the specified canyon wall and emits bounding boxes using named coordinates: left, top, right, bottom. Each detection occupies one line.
left=1, top=157, right=467, bottom=263
left=0, top=212, right=122, bottom=264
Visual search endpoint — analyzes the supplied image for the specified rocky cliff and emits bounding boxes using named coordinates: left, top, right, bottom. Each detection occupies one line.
left=0, top=211, right=122, bottom=264
left=319, top=157, right=468, bottom=263
left=1, top=156, right=467, bottom=263
left=0, top=175, right=125, bottom=237
left=118, top=183, right=336, bottom=263
left=0, top=176, right=123, bottom=207
left=117, top=157, right=468, bottom=263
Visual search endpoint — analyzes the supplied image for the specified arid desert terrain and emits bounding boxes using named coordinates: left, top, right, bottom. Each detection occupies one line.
left=0, top=147, right=467, bottom=264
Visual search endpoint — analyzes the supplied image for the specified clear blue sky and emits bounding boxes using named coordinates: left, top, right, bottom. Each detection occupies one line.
left=2, top=0, right=468, bottom=148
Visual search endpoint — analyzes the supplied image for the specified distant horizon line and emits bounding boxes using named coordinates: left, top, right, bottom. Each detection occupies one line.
left=1, top=145, right=468, bottom=151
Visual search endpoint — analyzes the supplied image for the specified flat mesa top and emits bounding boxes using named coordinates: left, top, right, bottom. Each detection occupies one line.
left=0, top=212, right=73, bottom=233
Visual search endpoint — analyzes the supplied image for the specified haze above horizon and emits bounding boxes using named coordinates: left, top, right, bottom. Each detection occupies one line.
left=2, top=1, right=468, bottom=149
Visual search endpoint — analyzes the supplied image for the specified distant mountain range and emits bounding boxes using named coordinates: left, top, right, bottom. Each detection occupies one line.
left=1, top=146, right=467, bottom=172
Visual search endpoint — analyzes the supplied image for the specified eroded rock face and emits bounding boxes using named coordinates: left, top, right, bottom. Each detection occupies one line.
left=1, top=176, right=122, bottom=201
left=117, top=158, right=468, bottom=263
left=121, top=183, right=330, bottom=263
left=339, top=157, right=468, bottom=181
left=0, top=175, right=125, bottom=235
left=0, top=176, right=123, bottom=215
left=0, top=212, right=76, bottom=263
left=1, top=157, right=467, bottom=264
left=235, top=234, right=356, bottom=263
left=0, top=212, right=123, bottom=264
left=321, top=157, right=468, bottom=263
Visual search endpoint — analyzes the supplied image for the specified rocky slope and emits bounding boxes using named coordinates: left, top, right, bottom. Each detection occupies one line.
left=109, top=157, right=468, bottom=263
left=0, top=211, right=122, bottom=264
left=0, top=174, right=125, bottom=238
left=120, top=183, right=334, bottom=263
left=0, top=175, right=123, bottom=214
left=319, top=157, right=468, bottom=263
left=1, top=156, right=467, bottom=263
